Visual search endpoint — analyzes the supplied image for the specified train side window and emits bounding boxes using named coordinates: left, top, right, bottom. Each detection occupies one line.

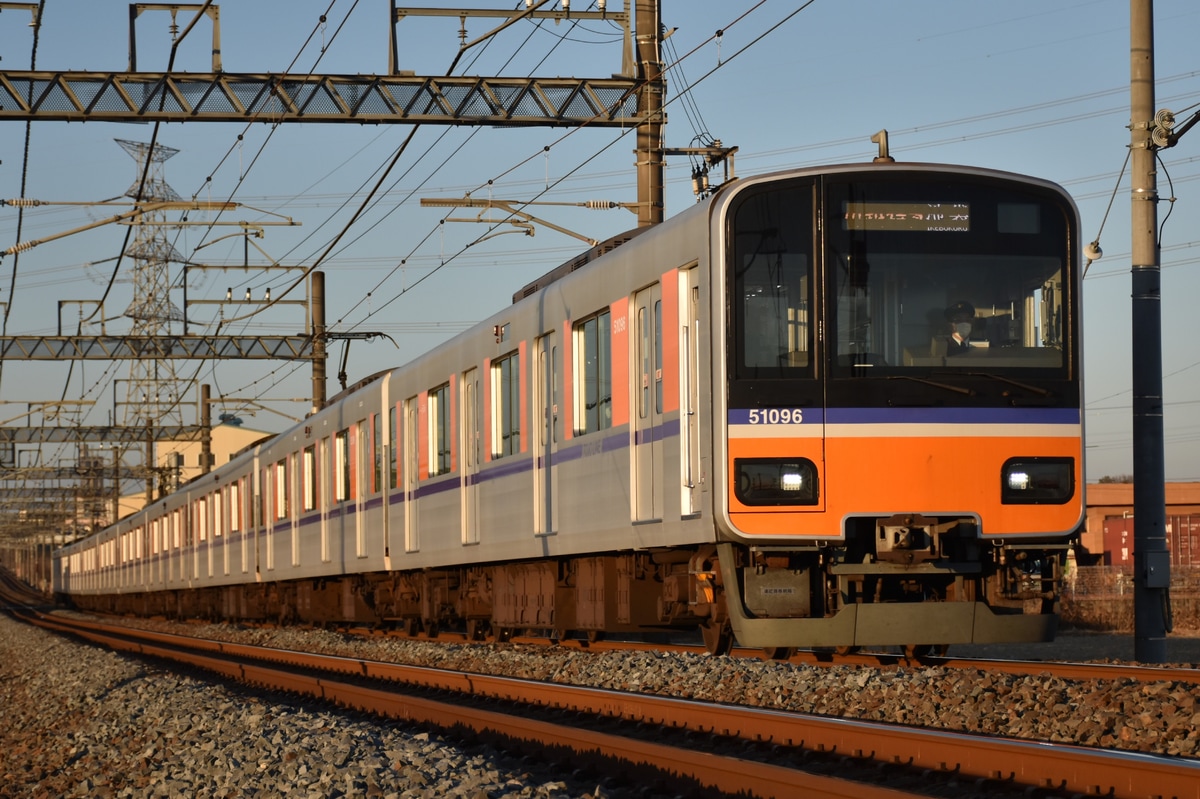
left=302, top=444, right=317, bottom=511
left=230, top=480, right=241, bottom=533
left=389, top=404, right=399, bottom=489
left=429, top=382, right=452, bottom=475
left=371, top=413, right=382, bottom=492
left=275, top=459, right=289, bottom=520
left=573, top=310, right=612, bottom=434
left=491, top=352, right=521, bottom=458
left=334, top=430, right=350, bottom=502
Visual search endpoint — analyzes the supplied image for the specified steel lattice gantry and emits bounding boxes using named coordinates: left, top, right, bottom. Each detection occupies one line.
left=0, top=72, right=642, bottom=126
left=0, top=426, right=205, bottom=444
left=0, top=334, right=312, bottom=360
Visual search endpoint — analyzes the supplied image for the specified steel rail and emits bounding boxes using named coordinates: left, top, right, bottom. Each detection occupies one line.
left=17, top=610, right=914, bottom=799
left=499, top=632, right=1200, bottom=685
left=21, top=611, right=1200, bottom=799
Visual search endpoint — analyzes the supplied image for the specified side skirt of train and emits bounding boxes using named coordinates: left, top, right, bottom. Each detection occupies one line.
left=63, top=536, right=1066, bottom=655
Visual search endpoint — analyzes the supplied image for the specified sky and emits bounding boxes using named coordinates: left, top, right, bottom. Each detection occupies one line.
left=0, top=0, right=1197, bottom=482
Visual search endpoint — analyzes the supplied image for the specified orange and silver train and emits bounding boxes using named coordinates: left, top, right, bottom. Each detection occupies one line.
left=55, top=159, right=1083, bottom=655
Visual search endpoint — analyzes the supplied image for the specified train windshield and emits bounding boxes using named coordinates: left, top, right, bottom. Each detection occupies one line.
left=729, top=181, right=816, bottom=380
left=824, top=175, right=1073, bottom=377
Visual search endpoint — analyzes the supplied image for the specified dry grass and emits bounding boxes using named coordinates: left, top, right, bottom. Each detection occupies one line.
left=1059, top=566, right=1199, bottom=633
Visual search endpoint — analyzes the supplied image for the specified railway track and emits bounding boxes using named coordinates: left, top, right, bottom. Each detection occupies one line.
left=488, top=631, right=1200, bottom=686
left=13, top=607, right=1200, bottom=799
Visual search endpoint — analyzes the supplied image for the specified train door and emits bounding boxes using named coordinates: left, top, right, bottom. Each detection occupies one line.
left=235, top=478, right=249, bottom=576
left=219, top=489, right=230, bottom=576
left=680, top=267, right=701, bottom=516
left=634, top=284, right=664, bottom=521
left=264, top=465, right=275, bottom=572
left=461, top=368, right=480, bottom=545
left=289, top=452, right=301, bottom=567
left=253, top=467, right=264, bottom=577
left=534, top=332, right=559, bottom=535
left=404, top=396, right=420, bottom=552
left=355, top=421, right=367, bottom=559
left=182, top=507, right=191, bottom=584
left=201, top=493, right=213, bottom=578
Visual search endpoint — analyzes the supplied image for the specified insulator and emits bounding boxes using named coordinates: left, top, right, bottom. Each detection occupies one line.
left=3, top=198, right=43, bottom=207
left=1151, top=126, right=1172, bottom=149
left=1154, top=108, right=1176, bottom=130
left=264, top=288, right=271, bottom=302
left=597, top=0, right=606, bottom=10
left=585, top=200, right=616, bottom=209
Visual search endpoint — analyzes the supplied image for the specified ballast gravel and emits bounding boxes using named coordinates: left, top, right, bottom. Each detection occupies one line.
left=4, top=613, right=1200, bottom=799
left=0, top=616, right=620, bottom=799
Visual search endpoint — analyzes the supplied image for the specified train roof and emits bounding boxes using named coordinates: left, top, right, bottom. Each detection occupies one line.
left=510, top=226, right=651, bottom=304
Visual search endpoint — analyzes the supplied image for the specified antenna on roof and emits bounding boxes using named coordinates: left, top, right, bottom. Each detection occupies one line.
left=871, top=130, right=894, bottom=163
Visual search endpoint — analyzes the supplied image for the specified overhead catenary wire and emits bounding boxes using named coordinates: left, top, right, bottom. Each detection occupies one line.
left=7, top=3, right=1190, bottom=479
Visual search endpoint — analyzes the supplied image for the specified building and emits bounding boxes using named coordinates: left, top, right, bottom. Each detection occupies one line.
left=113, top=421, right=272, bottom=521
left=1080, top=482, right=1200, bottom=566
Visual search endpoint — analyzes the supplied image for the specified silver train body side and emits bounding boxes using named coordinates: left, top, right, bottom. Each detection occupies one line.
left=55, top=162, right=1085, bottom=652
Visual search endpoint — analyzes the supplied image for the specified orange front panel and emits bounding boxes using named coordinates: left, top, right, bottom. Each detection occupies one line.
left=728, top=431, right=826, bottom=535
left=727, top=431, right=1082, bottom=538
left=825, top=434, right=1083, bottom=536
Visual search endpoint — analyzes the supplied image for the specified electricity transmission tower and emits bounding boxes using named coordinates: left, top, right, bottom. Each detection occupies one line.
left=116, top=138, right=188, bottom=430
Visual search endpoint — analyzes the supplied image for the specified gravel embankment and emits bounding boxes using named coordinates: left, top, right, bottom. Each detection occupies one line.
left=152, top=620, right=1200, bottom=758
left=4, top=613, right=1200, bottom=798
left=0, top=616, right=626, bottom=799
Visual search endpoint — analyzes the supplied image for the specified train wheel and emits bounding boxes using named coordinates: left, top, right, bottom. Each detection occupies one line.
left=586, top=630, right=605, bottom=644
left=762, top=647, right=794, bottom=661
left=495, top=626, right=514, bottom=643
left=401, top=618, right=419, bottom=637
left=701, top=620, right=733, bottom=656
left=466, top=619, right=487, bottom=641
left=835, top=645, right=860, bottom=656
left=903, top=644, right=948, bottom=659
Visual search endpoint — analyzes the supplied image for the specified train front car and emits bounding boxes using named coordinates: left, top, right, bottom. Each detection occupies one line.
left=711, top=164, right=1082, bottom=653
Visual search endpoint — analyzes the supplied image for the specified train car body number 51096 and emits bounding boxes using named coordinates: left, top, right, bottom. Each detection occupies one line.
left=747, top=408, right=804, bottom=424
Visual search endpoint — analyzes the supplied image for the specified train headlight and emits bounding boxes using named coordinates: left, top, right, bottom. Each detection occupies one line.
left=1001, top=457, right=1073, bottom=504
left=734, top=458, right=818, bottom=506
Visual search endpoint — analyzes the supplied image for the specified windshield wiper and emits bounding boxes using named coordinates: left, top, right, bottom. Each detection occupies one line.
left=963, top=372, right=1053, bottom=397
left=885, top=375, right=974, bottom=396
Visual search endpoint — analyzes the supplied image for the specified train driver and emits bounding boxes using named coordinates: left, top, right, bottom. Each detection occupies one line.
left=944, top=300, right=976, bottom=356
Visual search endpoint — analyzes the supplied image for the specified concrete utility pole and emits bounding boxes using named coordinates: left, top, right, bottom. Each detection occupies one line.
left=311, top=271, right=326, bottom=413
left=635, top=0, right=665, bottom=227
left=1130, top=0, right=1170, bottom=663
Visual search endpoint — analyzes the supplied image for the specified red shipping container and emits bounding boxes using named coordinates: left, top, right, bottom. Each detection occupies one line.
left=1102, top=514, right=1200, bottom=567
left=1166, top=514, right=1200, bottom=567
left=1102, top=517, right=1135, bottom=567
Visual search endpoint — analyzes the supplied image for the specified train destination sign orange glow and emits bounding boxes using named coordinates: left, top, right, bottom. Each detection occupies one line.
left=842, top=201, right=970, bottom=232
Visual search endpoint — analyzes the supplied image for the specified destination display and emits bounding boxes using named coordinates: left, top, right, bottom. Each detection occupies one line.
left=842, top=201, right=970, bottom=232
